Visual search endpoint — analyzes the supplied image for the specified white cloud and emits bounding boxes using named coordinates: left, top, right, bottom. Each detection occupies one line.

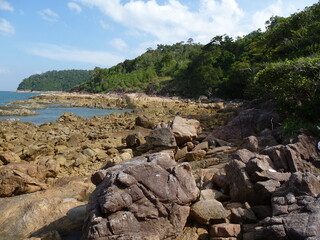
left=0, top=18, right=15, bottom=35
left=25, top=43, right=124, bottom=66
left=100, top=20, right=112, bottom=30
left=109, top=38, right=127, bottom=51
left=0, top=0, right=13, bottom=11
left=68, top=2, right=82, bottom=13
left=75, top=0, right=245, bottom=43
left=39, top=8, right=59, bottom=22
left=251, top=0, right=284, bottom=30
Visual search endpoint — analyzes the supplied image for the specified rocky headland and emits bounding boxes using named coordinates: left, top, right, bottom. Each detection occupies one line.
left=0, top=93, right=319, bottom=240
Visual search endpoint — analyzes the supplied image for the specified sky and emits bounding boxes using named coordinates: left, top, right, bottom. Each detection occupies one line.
left=0, top=0, right=318, bottom=91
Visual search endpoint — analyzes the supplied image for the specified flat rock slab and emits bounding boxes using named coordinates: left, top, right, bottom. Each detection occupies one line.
left=0, top=176, right=94, bottom=240
left=83, top=152, right=199, bottom=240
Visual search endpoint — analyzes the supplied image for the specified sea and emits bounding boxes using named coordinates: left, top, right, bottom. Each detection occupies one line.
left=0, top=91, right=128, bottom=125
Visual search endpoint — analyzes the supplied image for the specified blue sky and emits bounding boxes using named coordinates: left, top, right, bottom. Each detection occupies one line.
left=0, top=0, right=318, bottom=91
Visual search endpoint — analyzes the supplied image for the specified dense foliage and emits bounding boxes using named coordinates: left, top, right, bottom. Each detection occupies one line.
left=18, top=70, right=91, bottom=91
left=77, top=40, right=202, bottom=94
left=254, top=57, right=320, bottom=133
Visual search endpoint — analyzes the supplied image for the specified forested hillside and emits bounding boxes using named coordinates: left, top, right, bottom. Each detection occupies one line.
left=18, top=70, right=91, bottom=91
left=75, top=2, right=320, bottom=133
left=76, top=39, right=202, bottom=94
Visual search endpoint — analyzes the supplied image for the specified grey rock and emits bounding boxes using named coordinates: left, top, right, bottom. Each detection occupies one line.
left=145, top=128, right=177, bottom=148
left=83, top=152, right=199, bottom=240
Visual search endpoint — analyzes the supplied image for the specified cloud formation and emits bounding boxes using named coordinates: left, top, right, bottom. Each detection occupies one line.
left=39, top=8, right=59, bottom=22
left=25, top=43, right=124, bottom=66
left=0, top=18, right=15, bottom=35
left=68, top=2, right=82, bottom=13
left=73, top=0, right=317, bottom=44
left=0, top=0, right=13, bottom=11
left=75, top=0, right=245, bottom=43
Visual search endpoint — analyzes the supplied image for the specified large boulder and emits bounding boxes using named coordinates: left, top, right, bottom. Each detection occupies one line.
left=82, top=152, right=199, bottom=240
left=0, top=163, right=49, bottom=197
left=0, top=176, right=94, bottom=240
left=190, top=199, right=227, bottom=224
left=253, top=172, right=320, bottom=239
left=170, top=116, right=201, bottom=145
left=135, top=115, right=156, bottom=129
left=145, top=128, right=177, bottom=148
left=224, top=160, right=256, bottom=204
left=212, top=101, right=280, bottom=142
left=262, top=134, right=320, bottom=175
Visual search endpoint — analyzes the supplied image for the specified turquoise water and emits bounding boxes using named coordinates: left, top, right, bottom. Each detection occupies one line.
left=0, top=91, right=128, bottom=125
left=0, top=91, right=39, bottom=105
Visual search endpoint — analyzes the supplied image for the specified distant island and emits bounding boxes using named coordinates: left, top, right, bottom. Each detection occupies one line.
left=17, top=69, right=91, bottom=92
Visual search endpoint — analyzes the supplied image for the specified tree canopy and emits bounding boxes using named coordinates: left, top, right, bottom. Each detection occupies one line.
left=18, top=70, right=91, bottom=91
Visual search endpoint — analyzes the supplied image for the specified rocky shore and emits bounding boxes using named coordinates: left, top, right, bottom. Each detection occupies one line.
left=0, top=93, right=319, bottom=240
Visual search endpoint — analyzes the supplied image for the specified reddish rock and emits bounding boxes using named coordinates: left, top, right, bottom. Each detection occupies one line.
left=210, top=223, right=241, bottom=237
left=83, top=152, right=199, bottom=240
left=242, top=136, right=259, bottom=152
left=225, top=160, right=256, bottom=204
left=232, top=149, right=256, bottom=164
left=170, top=116, right=201, bottom=145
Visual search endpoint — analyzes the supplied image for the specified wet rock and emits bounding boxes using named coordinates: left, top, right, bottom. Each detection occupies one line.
left=83, top=152, right=199, bottom=240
